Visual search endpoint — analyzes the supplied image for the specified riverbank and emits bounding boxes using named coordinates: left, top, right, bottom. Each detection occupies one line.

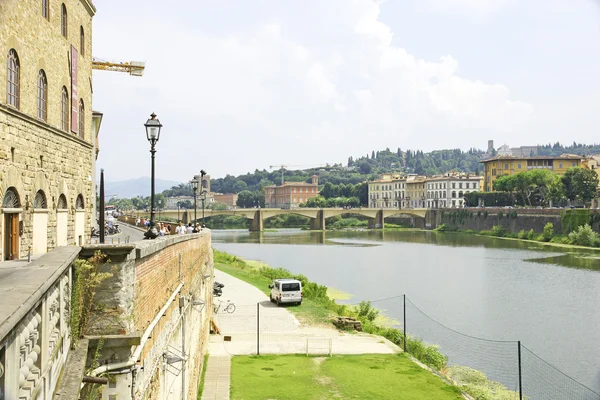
left=434, top=222, right=600, bottom=252
left=213, top=249, right=522, bottom=399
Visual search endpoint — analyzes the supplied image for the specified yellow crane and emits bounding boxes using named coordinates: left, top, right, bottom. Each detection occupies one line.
left=269, top=163, right=330, bottom=185
left=92, top=57, right=145, bottom=76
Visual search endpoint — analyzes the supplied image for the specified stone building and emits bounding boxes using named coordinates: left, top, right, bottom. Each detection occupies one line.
left=0, top=0, right=100, bottom=260
left=264, top=175, right=319, bottom=208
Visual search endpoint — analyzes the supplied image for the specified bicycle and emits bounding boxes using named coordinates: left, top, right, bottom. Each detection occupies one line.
left=213, top=299, right=236, bottom=314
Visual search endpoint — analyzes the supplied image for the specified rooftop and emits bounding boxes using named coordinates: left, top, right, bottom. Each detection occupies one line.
left=481, top=154, right=582, bottom=163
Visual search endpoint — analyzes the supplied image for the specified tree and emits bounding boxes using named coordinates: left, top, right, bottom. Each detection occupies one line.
left=236, top=190, right=255, bottom=208
left=357, top=160, right=372, bottom=174
left=233, top=180, right=248, bottom=193
left=562, top=167, right=599, bottom=203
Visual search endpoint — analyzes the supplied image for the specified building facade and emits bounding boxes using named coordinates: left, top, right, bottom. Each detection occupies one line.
left=426, top=174, right=482, bottom=208
left=481, top=155, right=582, bottom=192
left=0, top=0, right=98, bottom=260
left=213, top=193, right=238, bottom=207
left=265, top=175, right=319, bottom=208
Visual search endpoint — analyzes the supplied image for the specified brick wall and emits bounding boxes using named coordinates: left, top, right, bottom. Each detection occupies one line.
left=80, top=231, right=213, bottom=399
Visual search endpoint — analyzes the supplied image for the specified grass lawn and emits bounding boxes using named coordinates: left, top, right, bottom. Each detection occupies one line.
left=231, top=354, right=463, bottom=400
left=215, top=262, right=337, bottom=326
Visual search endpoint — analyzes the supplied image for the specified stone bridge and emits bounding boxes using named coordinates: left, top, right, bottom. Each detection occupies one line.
left=132, top=208, right=430, bottom=231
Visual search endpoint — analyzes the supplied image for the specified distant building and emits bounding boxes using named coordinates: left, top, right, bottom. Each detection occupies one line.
left=426, top=174, right=482, bottom=208
left=480, top=155, right=582, bottom=192
left=213, top=193, right=238, bottom=207
left=265, top=175, right=319, bottom=208
left=166, top=196, right=194, bottom=209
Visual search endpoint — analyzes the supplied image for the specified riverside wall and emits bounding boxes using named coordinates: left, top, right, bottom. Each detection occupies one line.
left=79, top=231, right=213, bottom=400
left=429, top=208, right=600, bottom=234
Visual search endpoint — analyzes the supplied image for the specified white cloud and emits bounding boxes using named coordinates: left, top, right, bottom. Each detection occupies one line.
left=93, top=0, right=534, bottom=181
left=421, top=0, right=517, bottom=19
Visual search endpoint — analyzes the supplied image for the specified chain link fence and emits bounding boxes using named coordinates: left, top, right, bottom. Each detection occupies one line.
left=370, top=295, right=600, bottom=400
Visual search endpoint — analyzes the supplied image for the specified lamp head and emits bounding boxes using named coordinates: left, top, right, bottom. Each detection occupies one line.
left=144, top=112, right=162, bottom=144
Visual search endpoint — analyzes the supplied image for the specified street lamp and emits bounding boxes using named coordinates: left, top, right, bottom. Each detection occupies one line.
left=144, top=112, right=162, bottom=239
left=177, top=201, right=181, bottom=221
left=201, top=190, right=207, bottom=228
left=191, top=177, right=199, bottom=233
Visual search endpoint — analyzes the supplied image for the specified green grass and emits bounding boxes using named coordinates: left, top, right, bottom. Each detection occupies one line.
left=196, top=354, right=209, bottom=399
left=214, top=261, right=337, bottom=326
left=231, top=354, right=463, bottom=400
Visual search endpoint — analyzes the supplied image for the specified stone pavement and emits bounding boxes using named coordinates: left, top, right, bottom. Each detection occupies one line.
left=199, top=269, right=401, bottom=398
left=201, top=336, right=231, bottom=400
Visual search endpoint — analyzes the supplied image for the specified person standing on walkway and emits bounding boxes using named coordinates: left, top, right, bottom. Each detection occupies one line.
left=175, top=221, right=186, bottom=235
left=186, top=223, right=194, bottom=234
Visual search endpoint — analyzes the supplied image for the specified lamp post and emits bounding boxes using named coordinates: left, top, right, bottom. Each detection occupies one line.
left=144, top=112, right=162, bottom=239
left=201, top=190, right=207, bottom=228
left=177, top=201, right=181, bottom=222
left=191, top=177, right=199, bottom=233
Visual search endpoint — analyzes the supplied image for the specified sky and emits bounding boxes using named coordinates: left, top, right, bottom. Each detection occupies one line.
left=92, top=0, right=600, bottom=182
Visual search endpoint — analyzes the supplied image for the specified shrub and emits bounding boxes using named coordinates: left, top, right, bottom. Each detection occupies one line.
left=434, top=224, right=458, bottom=232
left=490, top=225, right=506, bottom=237
left=517, top=229, right=527, bottom=239
left=568, top=224, right=600, bottom=247
left=542, top=222, right=554, bottom=242
left=526, top=229, right=535, bottom=240
left=357, top=301, right=379, bottom=322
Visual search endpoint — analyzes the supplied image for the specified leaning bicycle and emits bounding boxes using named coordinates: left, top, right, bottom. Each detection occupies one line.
left=213, top=299, right=236, bottom=314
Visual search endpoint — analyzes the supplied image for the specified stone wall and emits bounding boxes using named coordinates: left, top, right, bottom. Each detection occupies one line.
left=80, top=231, right=213, bottom=400
left=0, top=0, right=96, bottom=260
left=434, top=208, right=600, bottom=234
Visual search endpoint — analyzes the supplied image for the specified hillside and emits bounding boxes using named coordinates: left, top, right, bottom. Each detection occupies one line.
left=104, top=177, right=181, bottom=199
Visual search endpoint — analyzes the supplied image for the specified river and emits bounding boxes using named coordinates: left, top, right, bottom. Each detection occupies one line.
left=212, top=229, right=600, bottom=395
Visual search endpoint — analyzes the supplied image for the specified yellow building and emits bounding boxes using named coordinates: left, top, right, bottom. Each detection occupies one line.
left=480, top=155, right=582, bottom=192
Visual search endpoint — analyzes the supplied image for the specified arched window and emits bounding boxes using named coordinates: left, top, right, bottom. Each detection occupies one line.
left=76, top=194, right=84, bottom=209
left=37, top=70, right=48, bottom=121
left=80, top=26, right=85, bottom=55
left=57, top=194, right=67, bottom=209
left=452, top=191, right=456, bottom=198
left=459, top=191, right=464, bottom=198
left=34, top=190, right=47, bottom=209
left=61, top=4, right=67, bottom=38
left=7, top=49, right=20, bottom=108
left=61, top=86, right=68, bottom=131
left=78, top=99, right=84, bottom=138
left=2, top=187, right=21, bottom=208
left=42, top=0, right=49, bottom=19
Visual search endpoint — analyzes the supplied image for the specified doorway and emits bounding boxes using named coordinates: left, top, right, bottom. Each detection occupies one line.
left=3, top=213, right=19, bottom=260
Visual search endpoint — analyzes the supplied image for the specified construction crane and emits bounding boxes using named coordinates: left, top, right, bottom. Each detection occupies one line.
left=92, top=57, right=145, bottom=76
left=268, top=164, right=330, bottom=185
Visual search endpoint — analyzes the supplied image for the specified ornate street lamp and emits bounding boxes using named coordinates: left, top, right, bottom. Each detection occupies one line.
left=191, top=176, right=199, bottom=233
left=201, top=190, right=207, bottom=228
left=144, top=112, right=162, bottom=239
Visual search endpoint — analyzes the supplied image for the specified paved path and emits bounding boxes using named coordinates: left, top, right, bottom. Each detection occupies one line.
left=201, top=268, right=401, bottom=399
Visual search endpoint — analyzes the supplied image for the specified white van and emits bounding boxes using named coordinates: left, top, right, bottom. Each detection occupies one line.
left=269, top=279, right=303, bottom=306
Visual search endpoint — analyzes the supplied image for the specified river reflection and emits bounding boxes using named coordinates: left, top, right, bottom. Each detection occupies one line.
left=212, top=229, right=600, bottom=393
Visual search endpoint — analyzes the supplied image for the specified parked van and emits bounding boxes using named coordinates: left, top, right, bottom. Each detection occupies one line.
left=269, top=279, right=302, bottom=306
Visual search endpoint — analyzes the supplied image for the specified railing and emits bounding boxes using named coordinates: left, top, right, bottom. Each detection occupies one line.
left=0, top=247, right=79, bottom=400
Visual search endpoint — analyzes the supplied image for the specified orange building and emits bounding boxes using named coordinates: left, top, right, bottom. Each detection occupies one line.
left=213, top=193, right=238, bottom=207
left=265, top=175, right=320, bottom=208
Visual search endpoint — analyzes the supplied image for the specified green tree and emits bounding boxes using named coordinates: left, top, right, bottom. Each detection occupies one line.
left=233, top=180, right=249, bottom=193
left=562, top=167, right=599, bottom=203
left=236, top=190, right=255, bottom=208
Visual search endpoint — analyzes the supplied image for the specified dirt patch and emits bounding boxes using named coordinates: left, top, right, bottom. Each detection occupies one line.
left=312, top=357, right=327, bottom=366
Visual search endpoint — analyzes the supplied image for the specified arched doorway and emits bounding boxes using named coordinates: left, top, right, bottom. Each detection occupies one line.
left=2, top=187, right=21, bottom=260
left=56, top=194, right=68, bottom=246
left=74, top=194, right=85, bottom=245
left=32, top=190, right=49, bottom=256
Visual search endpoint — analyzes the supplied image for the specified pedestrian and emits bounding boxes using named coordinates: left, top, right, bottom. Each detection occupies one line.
left=175, top=221, right=186, bottom=235
left=186, top=223, right=194, bottom=234
left=158, top=223, right=166, bottom=237
left=166, top=223, right=172, bottom=235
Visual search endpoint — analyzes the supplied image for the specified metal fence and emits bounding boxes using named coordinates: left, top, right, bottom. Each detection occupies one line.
left=211, top=296, right=599, bottom=400
left=371, top=295, right=600, bottom=400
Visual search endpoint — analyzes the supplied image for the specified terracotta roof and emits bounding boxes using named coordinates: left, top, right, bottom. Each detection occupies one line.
left=481, top=154, right=582, bottom=163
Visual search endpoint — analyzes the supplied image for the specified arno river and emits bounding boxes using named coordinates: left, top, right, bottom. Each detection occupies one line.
left=212, top=229, right=600, bottom=394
